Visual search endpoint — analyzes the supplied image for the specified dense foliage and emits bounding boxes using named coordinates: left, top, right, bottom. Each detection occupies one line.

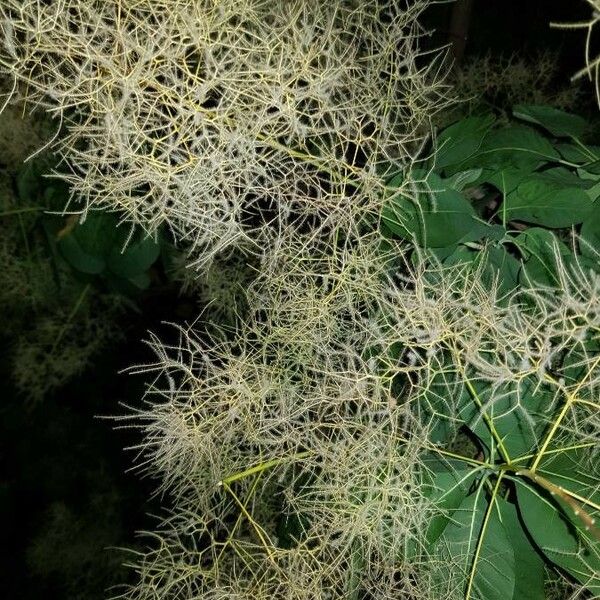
left=381, top=105, right=600, bottom=597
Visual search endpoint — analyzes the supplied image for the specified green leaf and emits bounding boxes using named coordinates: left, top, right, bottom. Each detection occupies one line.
left=580, top=158, right=600, bottom=175
left=443, top=168, right=484, bottom=191
left=107, top=232, right=160, bottom=279
left=459, top=377, right=553, bottom=458
left=556, top=142, right=600, bottom=164
left=439, top=488, right=516, bottom=600
left=563, top=336, right=600, bottom=386
left=448, top=125, right=559, bottom=175
left=497, top=500, right=545, bottom=600
left=57, top=233, right=106, bottom=275
left=483, top=167, right=534, bottom=195
left=461, top=222, right=507, bottom=244
left=514, top=228, right=572, bottom=287
left=57, top=211, right=160, bottom=280
left=532, top=166, right=593, bottom=188
left=535, top=448, right=600, bottom=509
left=73, top=212, right=124, bottom=258
left=57, top=212, right=121, bottom=274
left=382, top=172, right=478, bottom=247
left=513, top=104, right=587, bottom=139
left=421, top=456, right=479, bottom=548
left=581, top=202, right=600, bottom=260
left=436, top=115, right=496, bottom=170
left=503, top=174, right=593, bottom=228
left=516, top=480, right=600, bottom=595
left=443, top=244, right=519, bottom=297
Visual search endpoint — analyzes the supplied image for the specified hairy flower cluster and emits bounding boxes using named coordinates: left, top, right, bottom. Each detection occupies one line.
left=0, top=0, right=449, bottom=266
left=8, top=2, right=597, bottom=598
left=117, top=233, right=442, bottom=599
left=379, top=248, right=600, bottom=461
left=117, top=229, right=600, bottom=599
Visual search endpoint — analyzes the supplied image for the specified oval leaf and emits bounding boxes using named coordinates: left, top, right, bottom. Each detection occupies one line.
left=57, top=234, right=106, bottom=274
left=436, top=115, right=496, bottom=171
left=438, top=488, right=516, bottom=600
left=503, top=176, right=593, bottom=228
left=513, top=104, right=587, bottom=139
left=497, top=500, right=545, bottom=600
left=382, top=173, right=478, bottom=248
left=516, top=480, right=600, bottom=595
left=108, top=233, right=160, bottom=279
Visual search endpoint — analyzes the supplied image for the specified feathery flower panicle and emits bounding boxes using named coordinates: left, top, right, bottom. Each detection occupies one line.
left=114, top=231, right=446, bottom=599
left=551, top=0, right=600, bottom=106
left=115, top=228, right=600, bottom=599
left=0, top=0, right=450, bottom=266
left=379, top=245, right=600, bottom=461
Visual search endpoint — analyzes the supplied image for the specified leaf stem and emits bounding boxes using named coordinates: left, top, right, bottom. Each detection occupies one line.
left=221, top=481, right=276, bottom=562
left=461, top=371, right=512, bottom=465
left=465, top=474, right=504, bottom=600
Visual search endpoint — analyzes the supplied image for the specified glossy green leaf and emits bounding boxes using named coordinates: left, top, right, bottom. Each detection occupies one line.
left=503, top=175, right=593, bottom=228
left=535, top=448, right=600, bottom=509
left=57, top=233, right=106, bottom=274
left=444, top=244, right=519, bottom=297
left=449, top=125, right=559, bottom=175
left=563, top=336, right=600, bottom=386
left=580, top=202, right=600, bottom=260
left=57, top=211, right=160, bottom=280
left=513, top=104, right=587, bottom=138
left=73, top=212, right=124, bottom=258
left=459, top=376, right=553, bottom=459
left=556, top=142, right=600, bottom=164
left=382, top=172, right=478, bottom=247
left=514, top=228, right=572, bottom=287
left=439, top=488, right=516, bottom=600
left=532, top=166, right=593, bottom=188
left=419, top=364, right=464, bottom=444
left=421, top=456, right=479, bottom=547
left=497, top=500, right=545, bottom=600
left=436, top=115, right=496, bottom=170
left=460, top=222, right=507, bottom=244
left=483, top=167, right=533, bottom=195
left=443, top=168, right=484, bottom=191
left=581, top=159, right=600, bottom=175
left=516, top=480, right=600, bottom=595
left=108, top=233, right=160, bottom=279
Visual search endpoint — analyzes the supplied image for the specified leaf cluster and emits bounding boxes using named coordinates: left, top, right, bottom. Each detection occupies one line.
left=383, top=104, right=600, bottom=292
left=381, top=104, right=600, bottom=598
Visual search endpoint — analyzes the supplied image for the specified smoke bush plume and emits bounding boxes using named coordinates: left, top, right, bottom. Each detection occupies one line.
left=0, top=0, right=450, bottom=266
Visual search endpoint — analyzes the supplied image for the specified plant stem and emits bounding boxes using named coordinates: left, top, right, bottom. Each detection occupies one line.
left=219, top=451, right=311, bottom=486
left=532, top=356, right=600, bottom=471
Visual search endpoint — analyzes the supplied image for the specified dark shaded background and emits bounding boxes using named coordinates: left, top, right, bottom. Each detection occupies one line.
left=1, top=0, right=598, bottom=597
